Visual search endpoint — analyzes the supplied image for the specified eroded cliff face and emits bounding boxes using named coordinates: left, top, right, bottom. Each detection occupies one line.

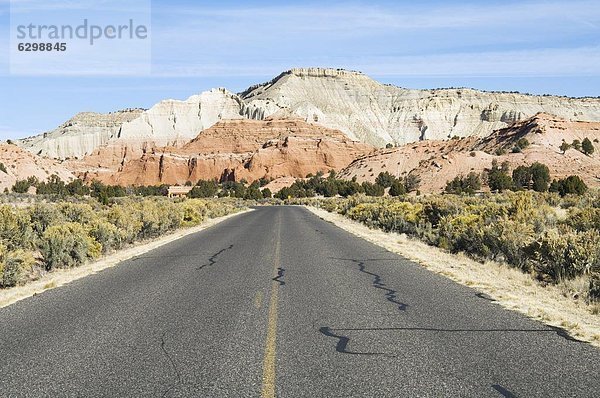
left=116, top=88, right=244, bottom=149
left=16, top=88, right=243, bottom=159
left=0, top=143, right=74, bottom=191
left=16, top=109, right=143, bottom=160
left=71, top=118, right=374, bottom=186
left=241, top=68, right=600, bottom=147
left=15, top=68, right=600, bottom=161
left=338, top=113, right=600, bottom=192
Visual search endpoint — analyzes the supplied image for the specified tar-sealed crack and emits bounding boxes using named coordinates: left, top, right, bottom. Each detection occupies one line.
left=196, top=244, right=234, bottom=270
left=272, top=267, right=286, bottom=285
left=160, top=332, right=182, bottom=397
left=336, top=258, right=408, bottom=311
left=319, top=325, right=583, bottom=356
left=319, top=326, right=384, bottom=356
left=492, top=384, right=518, bottom=398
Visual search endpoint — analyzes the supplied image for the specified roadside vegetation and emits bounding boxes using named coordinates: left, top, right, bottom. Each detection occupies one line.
left=0, top=196, right=245, bottom=289
left=288, top=191, right=600, bottom=305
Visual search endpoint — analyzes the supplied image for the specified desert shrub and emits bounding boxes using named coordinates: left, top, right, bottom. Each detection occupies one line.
left=590, top=273, right=600, bottom=300
left=582, top=137, right=594, bottom=156
left=58, top=203, right=97, bottom=224
left=526, top=228, right=600, bottom=281
left=550, top=176, right=588, bottom=197
left=87, top=218, right=122, bottom=253
left=572, top=139, right=581, bottom=151
left=0, top=163, right=6, bottom=174
left=389, top=180, right=407, bottom=196
left=438, top=213, right=487, bottom=256
left=375, top=172, right=396, bottom=188
left=41, top=223, right=101, bottom=270
left=180, top=199, right=206, bottom=226
left=189, top=180, right=219, bottom=198
left=28, top=203, right=64, bottom=237
left=106, top=205, right=143, bottom=244
left=0, top=249, right=35, bottom=287
left=482, top=219, right=534, bottom=268
left=137, top=200, right=183, bottom=239
left=445, top=173, right=481, bottom=195
left=566, top=206, right=600, bottom=232
left=0, top=206, right=33, bottom=250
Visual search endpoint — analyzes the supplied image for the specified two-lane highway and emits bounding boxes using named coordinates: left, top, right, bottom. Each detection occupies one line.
left=1, top=206, right=598, bottom=397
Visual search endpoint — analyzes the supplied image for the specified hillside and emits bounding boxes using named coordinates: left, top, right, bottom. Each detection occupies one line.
left=0, top=143, right=74, bottom=191
left=67, top=118, right=374, bottom=186
left=15, top=68, right=600, bottom=159
left=338, top=113, right=600, bottom=192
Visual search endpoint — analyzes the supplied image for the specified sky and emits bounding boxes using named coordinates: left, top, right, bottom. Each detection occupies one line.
left=0, top=0, right=599, bottom=140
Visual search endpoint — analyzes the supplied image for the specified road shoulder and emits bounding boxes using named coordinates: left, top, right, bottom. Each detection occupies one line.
left=305, top=206, right=600, bottom=348
left=0, top=208, right=253, bottom=309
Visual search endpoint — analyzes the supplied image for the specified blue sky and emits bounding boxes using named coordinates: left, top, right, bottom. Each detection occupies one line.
left=0, top=0, right=599, bottom=140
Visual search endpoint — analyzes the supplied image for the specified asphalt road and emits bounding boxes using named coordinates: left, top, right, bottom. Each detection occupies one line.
left=1, top=206, right=598, bottom=397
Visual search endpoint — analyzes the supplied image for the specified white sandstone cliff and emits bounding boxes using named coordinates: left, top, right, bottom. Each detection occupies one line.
left=241, top=68, right=600, bottom=147
left=15, top=68, right=600, bottom=158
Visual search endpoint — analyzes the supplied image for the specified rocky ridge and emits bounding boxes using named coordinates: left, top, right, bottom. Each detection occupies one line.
left=67, top=118, right=374, bottom=186
left=338, top=113, right=600, bottom=192
left=16, top=68, right=600, bottom=159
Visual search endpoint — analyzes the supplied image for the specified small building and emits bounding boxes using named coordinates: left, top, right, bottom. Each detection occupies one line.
left=167, top=185, right=193, bottom=198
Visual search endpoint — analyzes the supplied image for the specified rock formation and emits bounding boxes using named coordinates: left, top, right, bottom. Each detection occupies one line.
left=15, top=68, right=600, bottom=160
left=241, top=68, right=600, bottom=147
left=16, top=109, right=143, bottom=160
left=0, top=143, right=74, bottom=191
left=69, top=119, right=374, bottom=186
left=338, top=113, right=600, bottom=193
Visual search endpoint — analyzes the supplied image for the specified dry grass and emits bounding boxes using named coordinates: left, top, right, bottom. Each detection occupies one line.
left=307, top=206, right=600, bottom=348
left=0, top=209, right=253, bottom=309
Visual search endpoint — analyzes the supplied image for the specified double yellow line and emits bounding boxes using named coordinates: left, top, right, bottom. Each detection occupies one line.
left=261, top=217, right=282, bottom=398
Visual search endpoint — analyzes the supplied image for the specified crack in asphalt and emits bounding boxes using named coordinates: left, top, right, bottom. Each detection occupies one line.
left=196, top=244, right=234, bottom=271
left=318, top=327, right=383, bottom=356
left=319, top=325, right=583, bottom=357
left=492, top=384, right=518, bottom=398
left=272, top=267, right=286, bottom=285
left=160, top=332, right=182, bottom=398
left=335, top=258, right=408, bottom=312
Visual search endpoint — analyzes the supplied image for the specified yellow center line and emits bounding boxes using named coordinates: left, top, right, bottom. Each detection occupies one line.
left=261, top=217, right=282, bottom=398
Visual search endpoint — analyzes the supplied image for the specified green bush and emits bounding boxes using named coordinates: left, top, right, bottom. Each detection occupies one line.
left=550, top=176, right=588, bottom=197
left=488, top=161, right=513, bottom=192
left=1, top=249, right=35, bottom=287
left=28, top=203, right=64, bottom=237
left=445, top=173, right=481, bottom=195
left=87, top=218, right=122, bottom=253
left=582, top=137, right=595, bottom=156
left=375, top=172, right=396, bottom=188
left=0, top=205, right=33, bottom=250
left=189, top=180, right=219, bottom=198
left=41, top=223, right=101, bottom=270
